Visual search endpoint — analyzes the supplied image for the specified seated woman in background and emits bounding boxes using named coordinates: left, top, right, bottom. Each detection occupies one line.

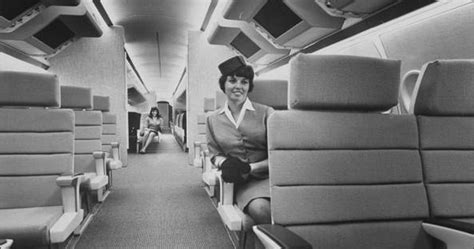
left=139, top=107, right=163, bottom=154
left=206, top=56, right=273, bottom=224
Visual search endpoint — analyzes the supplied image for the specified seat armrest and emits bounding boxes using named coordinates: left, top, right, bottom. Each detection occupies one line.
left=110, top=142, right=120, bottom=161
left=56, top=175, right=82, bottom=212
left=253, top=224, right=312, bottom=249
left=422, top=219, right=474, bottom=249
left=193, top=141, right=202, bottom=167
left=217, top=172, right=234, bottom=206
left=93, top=151, right=106, bottom=176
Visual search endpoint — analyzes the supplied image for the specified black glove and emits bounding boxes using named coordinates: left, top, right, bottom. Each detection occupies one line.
left=221, top=157, right=251, bottom=184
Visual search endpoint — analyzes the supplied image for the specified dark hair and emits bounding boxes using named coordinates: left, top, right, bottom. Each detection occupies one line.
left=219, top=65, right=254, bottom=93
left=148, top=107, right=161, bottom=118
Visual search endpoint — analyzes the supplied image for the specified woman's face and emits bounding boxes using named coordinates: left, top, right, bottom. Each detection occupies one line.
left=224, top=75, right=250, bottom=104
left=152, top=110, right=158, bottom=117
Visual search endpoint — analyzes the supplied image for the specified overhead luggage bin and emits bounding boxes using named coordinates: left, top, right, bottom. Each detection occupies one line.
left=207, top=18, right=290, bottom=66
left=0, top=2, right=102, bottom=56
left=314, top=0, right=401, bottom=18
left=127, top=86, right=147, bottom=106
left=0, top=0, right=81, bottom=31
left=222, top=0, right=344, bottom=48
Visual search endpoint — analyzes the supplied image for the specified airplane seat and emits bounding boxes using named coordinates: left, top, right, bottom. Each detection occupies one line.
left=61, top=87, right=108, bottom=202
left=399, top=69, right=420, bottom=114
left=199, top=91, right=227, bottom=198
left=214, top=79, right=288, bottom=249
left=93, top=95, right=122, bottom=188
left=0, top=71, right=82, bottom=248
left=253, top=54, right=445, bottom=249
left=412, top=59, right=474, bottom=248
left=60, top=86, right=108, bottom=235
left=194, top=97, right=215, bottom=167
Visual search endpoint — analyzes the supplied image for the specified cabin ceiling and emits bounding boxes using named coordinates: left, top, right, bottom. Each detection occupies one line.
left=101, top=0, right=211, bottom=100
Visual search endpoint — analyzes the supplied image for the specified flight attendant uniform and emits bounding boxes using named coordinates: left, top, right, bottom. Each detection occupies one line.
left=206, top=98, right=274, bottom=210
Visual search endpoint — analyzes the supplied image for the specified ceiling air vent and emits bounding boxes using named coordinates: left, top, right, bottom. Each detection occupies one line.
left=223, top=0, right=344, bottom=48
left=0, top=2, right=102, bottom=56
left=207, top=18, right=290, bottom=66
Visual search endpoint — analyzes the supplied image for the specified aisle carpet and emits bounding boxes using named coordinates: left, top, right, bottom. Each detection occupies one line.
left=75, top=134, right=233, bottom=249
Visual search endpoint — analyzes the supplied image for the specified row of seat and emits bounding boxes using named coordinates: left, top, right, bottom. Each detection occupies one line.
left=0, top=70, right=123, bottom=248
left=197, top=54, right=474, bottom=249
left=173, top=111, right=187, bottom=151
left=252, top=55, right=474, bottom=248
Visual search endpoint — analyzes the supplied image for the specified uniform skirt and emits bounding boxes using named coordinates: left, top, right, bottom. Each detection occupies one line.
left=235, top=177, right=270, bottom=210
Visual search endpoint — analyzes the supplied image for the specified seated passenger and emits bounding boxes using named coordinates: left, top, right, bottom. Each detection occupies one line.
left=206, top=56, right=273, bottom=224
left=139, top=106, right=163, bottom=154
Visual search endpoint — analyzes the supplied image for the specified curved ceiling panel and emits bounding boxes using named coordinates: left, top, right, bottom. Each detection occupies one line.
left=101, top=0, right=210, bottom=100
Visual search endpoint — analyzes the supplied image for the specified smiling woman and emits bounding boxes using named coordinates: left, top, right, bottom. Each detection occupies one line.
left=207, top=55, right=274, bottom=226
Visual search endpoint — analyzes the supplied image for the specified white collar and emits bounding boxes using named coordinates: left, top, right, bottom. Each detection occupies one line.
left=219, top=98, right=255, bottom=128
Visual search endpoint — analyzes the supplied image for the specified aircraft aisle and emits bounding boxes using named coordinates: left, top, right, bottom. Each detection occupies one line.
left=74, top=134, right=233, bottom=249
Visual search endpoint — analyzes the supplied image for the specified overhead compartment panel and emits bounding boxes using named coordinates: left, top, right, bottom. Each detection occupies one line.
left=223, top=0, right=344, bottom=48
left=128, top=86, right=146, bottom=106
left=0, top=0, right=80, bottom=30
left=0, top=2, right=102, bottom=56
left=207, top=18, right=290, bottom=65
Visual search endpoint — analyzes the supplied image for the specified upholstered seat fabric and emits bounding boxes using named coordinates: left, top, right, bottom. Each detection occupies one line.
left=0, top=70, right=77, bottom=247
left=289, top=54, right=400, bottom=111
left=0, top=71, right=60, bottom=107
left=248, top=79, right=288, bottom=110
left=413, top=59, right=474, bottom=221
left=266, top=55, right=432, bottom=249
left=0, top=206, right=63, bottom=248
left=60, top=86, right=93, bottom=109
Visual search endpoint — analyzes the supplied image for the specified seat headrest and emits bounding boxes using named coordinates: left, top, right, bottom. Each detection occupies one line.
left=215, top=91, right=226, bottom=110
left=60, top=86, right=93, bottom=109
left=204, top=98, right=215, bottom=112
left=289, top=54, right=401, bottom=111
left=248, top=79, right=288, bottom=110
left=93, top=95, right=110, bottom=111
left=413, top=60, right=474, bottom=116
left=0, top=70, right=60, bottom=107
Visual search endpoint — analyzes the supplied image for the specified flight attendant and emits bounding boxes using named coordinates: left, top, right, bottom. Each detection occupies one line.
left=206, top=56, right=273, bottom=224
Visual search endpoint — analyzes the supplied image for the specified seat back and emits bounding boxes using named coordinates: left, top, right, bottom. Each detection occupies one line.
left=248, top=79, right=288, bottom=110
left=0, top=71, right=74, bottom=209
left=267, top=54, right=432, bottom=249
left=93, top=95, right=116, bottom=154
left=61, top=86, right=103, bottom=175
left=412, top=60, right=474, bottom=223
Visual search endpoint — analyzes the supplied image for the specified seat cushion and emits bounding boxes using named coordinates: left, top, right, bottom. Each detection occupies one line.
left=106, top=158, right=122, bottom=170
left=0, top=206, right=63, bottom=248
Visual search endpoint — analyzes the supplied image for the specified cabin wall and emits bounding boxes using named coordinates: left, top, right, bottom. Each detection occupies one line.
left=187, top=31, right=234, bottom=164
left=48, top=25, right=128, bottom=166
left=315, top=2, right=474, bottom=79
